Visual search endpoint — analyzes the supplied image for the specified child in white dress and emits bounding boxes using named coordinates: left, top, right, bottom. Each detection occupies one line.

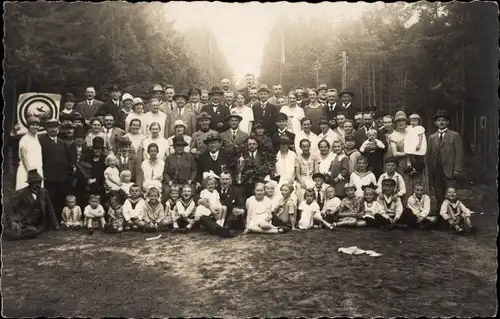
left=194, top=173, right=227, bottom=226
left=245, top=183, right=288, bottom=234
left=298, top=188, right=334, bottom=230
left=360, top=129, right=386, bottom=154
left=119, top=170, right=134, bottom=197
left=404, top=114, right=427, bottom=175
left=321, top=186, right=342, bottom=223
left=264, top=177, right=281, bottom=212
left=123, top=184, right=146, bottom=230
left=60, top=195, right=83, bottom=229
left=359, top=183, right=384, bottom=227
left=439, top=187, right=477, bottom=234
left=83, top=194, right=106, bottom=233
left=104, top=154, right=121, bottom=192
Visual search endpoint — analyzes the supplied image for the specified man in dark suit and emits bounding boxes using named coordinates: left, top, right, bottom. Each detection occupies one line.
left=197, top=133, right=231, bottom=182
left=163, top=135, right=197, bottom=198
left=325, top=90, right=344, bottom=127
left=270, top=112, right=295, bottom=154
left=238, top=73, right=256, bottom=104
left=201, top=87, right=231, bottom=133
left=96, top=84, right=121, bottom=120
left=241, top=137, right=265, bottom=196
left=355, top=112, right=387, bottom=148
left=426, top=110, right=464, bottom=208
left=218, top=171, right=246, bottom=230
left=74, top=86, right=104, bottom=125
left=253, top=87, right=278, bottom=135
left=39, top=119, right=74, bottom=221
left=220, top=114, right=249, bottom=152
left=2, top=169, right=59, bottom=241
left=339, top=90, right=360, bottom=120
left=116, top=136, right=143, bottom=186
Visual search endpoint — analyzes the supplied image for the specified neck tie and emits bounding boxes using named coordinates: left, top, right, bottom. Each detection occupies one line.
left=317, top=189, right=322, bottom=203
left=439, top=132, right=444, bottom=141
left=88, top=101, right=92, bottom=106
left=233, top=131, right=237, bottom=140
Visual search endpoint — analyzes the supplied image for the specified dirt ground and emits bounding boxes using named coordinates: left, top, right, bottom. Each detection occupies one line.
left=2, top=179, right=498, bottom=318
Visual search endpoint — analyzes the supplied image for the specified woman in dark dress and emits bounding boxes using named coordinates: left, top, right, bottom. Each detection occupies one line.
left=76, top=136, right=107, bottom=208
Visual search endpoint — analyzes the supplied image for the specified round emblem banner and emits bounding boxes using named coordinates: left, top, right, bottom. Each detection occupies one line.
left=15, top=93, right=61, bottom=135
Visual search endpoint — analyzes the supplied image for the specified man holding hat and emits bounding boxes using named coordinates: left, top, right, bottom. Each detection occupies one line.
left=201, top=86, right=231, bottom=133
left=197, top=132, right=231, bottom=182
left=163, top=135, right=197, bottom=197
left=426, top=109, right=464, bottom=208
left=165, top=91, right=196, bottom=138
left=39, top=119, right=75, bottom=221
left=97, top=84, right=121, bottom=120
left=220, top=113, right=249, bottom=151
left=3, top=169, right=59, bottom=240
left=190, top=112, right=219, bottom=157
left=187, top=88, right=203, bottom=114
left=253, top=86, right=278, bottom=135
left=339, top=89, right=359, bottom=120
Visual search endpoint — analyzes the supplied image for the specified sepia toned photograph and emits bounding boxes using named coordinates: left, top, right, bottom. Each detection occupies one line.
left=2, top=1, right=498, bottom=317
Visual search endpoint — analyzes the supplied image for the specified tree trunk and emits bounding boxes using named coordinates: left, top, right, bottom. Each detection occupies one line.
left=371, top=59, right=376, bottom=106
left=379, top=55, right=383, bottom=108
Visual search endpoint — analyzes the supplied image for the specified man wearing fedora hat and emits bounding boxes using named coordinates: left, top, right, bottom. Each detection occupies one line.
left=165, top=91, right=196, bottom=138
left=3, top=169, right=59, bottom=240
left=201, top=86, right=231, bottom=133
left=96, top=84, right=122, bottom=119
left=163, top=135, right=197, bottom=198
left=339, top=89, right=359, bottom=120
left=253, top=86, right=279, bottom=135
left=39, top=119, right=75, bottom=221
left=220, top=114, right=249, bottom=152
left=197, top=132, right=231, bottom=182
left=190, top=112, right=219, bottom=157
left=427, top=109, right=464, bottom=208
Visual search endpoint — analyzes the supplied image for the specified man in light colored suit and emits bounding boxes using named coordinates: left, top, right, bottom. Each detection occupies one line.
left=102, top=114, right=125, bottom=154
left=187, top=88, right=204, bottom=114
left=220, top=114, right=249, bottom=152
left=165, top=91, right=196, bottom=138
left=426, top=109, right=464, bottom=208
left=74, top=86, right=104, bottom=125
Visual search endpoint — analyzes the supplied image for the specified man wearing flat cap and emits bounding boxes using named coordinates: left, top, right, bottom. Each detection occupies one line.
left=3, top=169, right=59, bottom=240
left=187, top=88, right=203, bottom=114
left=220, top=114, right=249, bottom=152
left=253, top=86, right=278, bottom=135
left=201, top=87, right=231, bottom=133
left=39, top=119, right=75, bottom=221
left=190, top=112, right=219, bottom=157
left=426, top=109, right=464, bottom=208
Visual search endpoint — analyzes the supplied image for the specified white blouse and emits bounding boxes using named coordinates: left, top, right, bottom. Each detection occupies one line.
left=141, top=159, right=165, bottom=189
left=318, top=152, right=336, bottom=174
left=275, top=150, right=297, bottom=185
left=350, top=171, right=377, bottom=197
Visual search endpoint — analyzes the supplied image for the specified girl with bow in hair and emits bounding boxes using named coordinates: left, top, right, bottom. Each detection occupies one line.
left=194, top=171, right=227, bottom=226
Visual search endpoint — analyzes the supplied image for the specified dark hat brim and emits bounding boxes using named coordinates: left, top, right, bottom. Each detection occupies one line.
left=27, top=176, right=45, bottom=183
left=433, top=113, right=450, bottom=120
left=173, top=141, right=189, bottom=147
left=312, top=173, right=326, bottom=180
left=43, top=121, right=61, bottom=127
left=173, top=94, right=188, bottom=100
left=197, top=115, right=212, bottom=121
left=203, top=137, right=222, bottom=145
left=227, top=114, right=243, bottom=121
left=339, top=91, right=354, bottom=97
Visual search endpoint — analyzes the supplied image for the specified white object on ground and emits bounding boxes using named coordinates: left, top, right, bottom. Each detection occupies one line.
left=338, top=246, right=383, bottom=257
left=146, top=234, right=162, bottom=241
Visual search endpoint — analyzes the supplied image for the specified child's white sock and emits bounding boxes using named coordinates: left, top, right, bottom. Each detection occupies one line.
left=217, top=219, right=225, bottom=227
left=173, top=222, right=179, bottom=229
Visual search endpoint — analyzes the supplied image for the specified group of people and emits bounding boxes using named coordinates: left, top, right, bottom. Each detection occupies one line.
left=3, top=74, right=477, bottom=241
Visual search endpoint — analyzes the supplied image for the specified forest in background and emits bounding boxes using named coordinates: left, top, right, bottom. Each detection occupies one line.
left=3, top=2, right=232, bottom=133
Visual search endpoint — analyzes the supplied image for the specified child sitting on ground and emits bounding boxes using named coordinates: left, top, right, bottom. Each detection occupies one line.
left=195, top=172, right=227, bottom=227
left=344, top=134, right=361, bottom=175
left=404, top=114, right=427, bottom=175
left=119, top=170, right=134, bottom=197
left=298, top=188, right=334, bottom=230
left=373, top=179, right=405, bottom=230
left=83, top=194, right=106, bottom=234
left=104, top=154, right=122, bottom=192
left=321, top=186, right=342, bottom=223
left=273, top=183, right=298, bottom=231
left=60, top=194, right=83, bottom=230
left=439, top=187, right=477, bottom=235
left=312, top=173, right=328, bottom=210
left=173, top=184, right=197, bottom=232
left=407, top=182, right=437, bottom=229
left=359, top=183, right=384, bottom=227
left=264, top=177, right=280, bottom=213
left=142, top=186, right=171, bottom=232
left=122, top=184, right=146, bottom=231
left=377, top=157, right=406, bottom=199
left=164, top=185, right=181, bottom=225
left=245, top=183, right=288, bottom=234
left=105, top=189, right=127, bottom=233
left=350, top=156, right=377, bottom=197
left=332, top=183, right=366, bottom=227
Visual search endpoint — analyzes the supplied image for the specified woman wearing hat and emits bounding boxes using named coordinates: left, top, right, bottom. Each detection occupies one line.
left=251, top=121, right=274, bottom=157
left=166, top=120, right=192, bottom=155
left=388, top=111, right=429, bottom=203
left=79, top=136, right=108, bottom=206
left=139, top=121, right=169, bottom=161
left=60, top=93, right=76, bottom=118
left=16, top=117, right=44, bottom=191
left=4, top=169, right=59, bottom=240
left=163, top=135, right=197, bottom=197
left=125, top=97, right=146, bottom=135
left=303, top=89, right=327, bottom=135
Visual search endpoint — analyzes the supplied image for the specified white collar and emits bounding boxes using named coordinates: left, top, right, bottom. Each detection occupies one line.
left=212, top=103, right=220, bottom=107
left=438, top=128, right=448, bottom=134
left=231, top=129, right=239, bottom=134
left=320, top=129, right=331, bottom=136
left=383, top=194, right=394, bottom=203
left=343, top=102, right=351, bottom=107
left=210, top=150, right=219, bottom=158
left=87, top=99, right=94, bottom=104
left=278, top=129, right=287, bottom=134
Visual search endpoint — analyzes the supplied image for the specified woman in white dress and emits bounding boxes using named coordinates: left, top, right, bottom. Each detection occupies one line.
left=123, top=118, right=146, bottom=154
left=280, top=92, right=305, bottom=134
left=317, top=140, right=335, bottom=174
left=16, top=117, right=44, bottom=190
left=230, top=93, right=254, bottom=134
left=139, top=121, right=169, bottom=161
